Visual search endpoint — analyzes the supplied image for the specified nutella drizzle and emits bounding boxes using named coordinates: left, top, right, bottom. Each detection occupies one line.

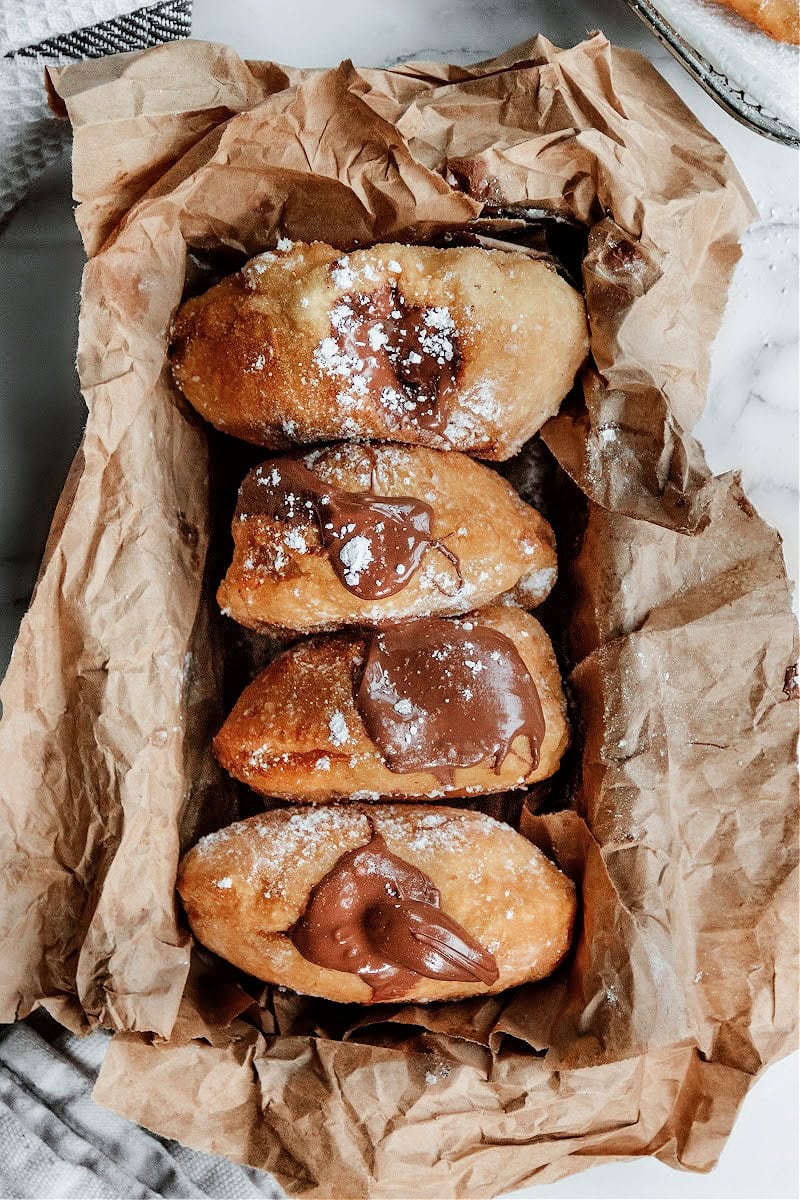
left=330, top=285, right=462, bottom=432
left=238, top=457, right=462, bottom=600
left=356, top=618, right=546, bottom=782
left=289, top=830, right=499, bottom=1001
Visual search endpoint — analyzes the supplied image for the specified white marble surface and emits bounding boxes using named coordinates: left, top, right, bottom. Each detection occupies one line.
left=0, top=1, right=797, bottom=1197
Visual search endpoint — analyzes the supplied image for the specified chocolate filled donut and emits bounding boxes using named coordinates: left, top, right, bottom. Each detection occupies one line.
left=218, top=443, right=558, bottom=634
left=213, top=605, right=569, bottom=802
left=177, top=805, right=576, bottom=1004
left=169, top=240, right=589, bottom=459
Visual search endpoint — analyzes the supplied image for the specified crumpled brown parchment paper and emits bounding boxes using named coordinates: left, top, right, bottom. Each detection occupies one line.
left=0, top=32, right=796, bottom=1199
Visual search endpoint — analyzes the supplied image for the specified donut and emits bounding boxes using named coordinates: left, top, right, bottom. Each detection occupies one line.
left=177, top=804, right=576, bottom=1004
left=169, top=240, right=588, bottom=459
left=713, top=0, right=798, bottom=42
left=218, top=442, right=557, bottom=634
left=213, top=606, right=569, bottom=802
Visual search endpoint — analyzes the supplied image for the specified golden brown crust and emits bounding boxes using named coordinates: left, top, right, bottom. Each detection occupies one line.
left=712, top=0, right=798, bottom=42
left=217, top=442, right=557, bottom=634
left=169, top=241, right=588, bottom=460
left=177, top=804, right=576, bottom=1004
left=213, top=605, right=569, bottom=802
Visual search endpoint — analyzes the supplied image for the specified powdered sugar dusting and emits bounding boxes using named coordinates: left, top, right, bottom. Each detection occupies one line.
left=443, top=379, right=499, bottom=445
left=313, top=336, right=360, bottom=379
left=331, top=257, right=356, bottom=289
left=516, top=566, right=556, bottom=603
left=368, top=324, right=388, bottom=352
left=329, top=710, right=350, bottom=746
left=310, top=257, right=465, bottom=430
left=284, top=527, right=308, bottom=553
left=339, top=534, right=374, bottom=587
left=375, top=806, right=501, bottom=857
left=418, top=307, right=456, bottom=366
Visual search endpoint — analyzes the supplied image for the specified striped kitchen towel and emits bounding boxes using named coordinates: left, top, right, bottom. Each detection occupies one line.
left=0, top=0, right=192, bottom=222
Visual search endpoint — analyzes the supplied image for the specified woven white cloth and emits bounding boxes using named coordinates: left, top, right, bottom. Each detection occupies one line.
left=0, top=0, right=191, bottom=222
left=0, top=0, right=134, bottom=54
left=0, top=1013, right=283, bottom=1199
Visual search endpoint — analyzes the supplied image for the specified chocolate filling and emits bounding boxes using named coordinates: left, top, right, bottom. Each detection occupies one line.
left=289, top=831, right=499, bottom=1001
left=355, top=618, right=545, bottom=782
left=331, top=285, right=462, bottom=431
left=238, top=456, right=462, bottom=600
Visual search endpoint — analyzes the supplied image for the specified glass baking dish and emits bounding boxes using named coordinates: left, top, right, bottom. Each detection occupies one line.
left=625, top=0, right=800, bottom=145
